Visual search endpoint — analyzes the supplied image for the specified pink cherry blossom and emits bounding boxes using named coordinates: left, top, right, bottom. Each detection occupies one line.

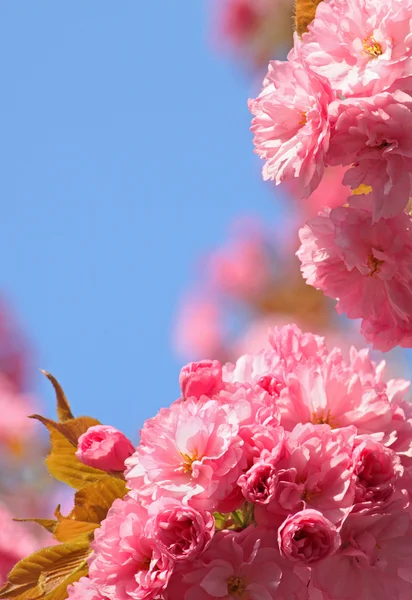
left=148, top=498, right=214, bottom=561
left=179, top=360, right=223, bottom=400
left=255, top=423, right=356, bottom=526
left=205, top=220, right=272, bottom=300
left=67, top=577, right=109, bottom=600
left=0, top=375, right=37, bottom=449
left=125, top=397, right=246, bottom=511
left=311, top=511, right=412, bottom=599
left=76, top=425, right=135, bottom=472
left=249, top=47, right=334, bottom=197
left=167, top=526, right=309, bottom=600
left=237, top=461, right=279, bottom=505
left=352, top=438, right=403, bottom=511
left=297, top=205, right=412, bottom=351
left=89, top=497, right=174, bottom=600
left=301, top=0, right=412, bottom=97
left=278, top=509, right=341, bottom=565
left=326, top=91, right=412, bottom=221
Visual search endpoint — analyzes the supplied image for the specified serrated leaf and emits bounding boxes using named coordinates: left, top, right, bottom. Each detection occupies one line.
left=295, top=0, right=323, bottom=35
left=41, top=371, right=74, bottom=422
left=0, top=541, right=90, bottom=600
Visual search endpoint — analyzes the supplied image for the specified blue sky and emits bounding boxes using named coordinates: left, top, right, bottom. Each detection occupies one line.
left=0, top=1, right=279, bottom=439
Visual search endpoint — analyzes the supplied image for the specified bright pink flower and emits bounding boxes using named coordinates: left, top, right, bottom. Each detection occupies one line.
left=255, top=424, right=356, bottom=526
left=238, top=460, right=279, bottom=505
left=297, top=205, right=412, bottom=351
left=311, top=511, right=412, bottom=599
left=167, top=526, right=309, bottom=600
left=352, top=438, right=403, bottom=511
left=301, top=0, right=412, bottom=97
left=67, top=577, right=108, bottom=600
left=89, top=497, right=173, bottom=600
left=278, top=509, right=341, bottom=565
left=326, top=91, right=412, bottom=220
left=125, top=397, right=245, bottom=511
left=179, top=360, right=223, bottom=400
left=148, top=498, right=214, bottom=561
left=249, top=48, right=334, bottom=197
left=76, top=425, right=135, bottom=472
left=268, top=324, right=328, bottom=370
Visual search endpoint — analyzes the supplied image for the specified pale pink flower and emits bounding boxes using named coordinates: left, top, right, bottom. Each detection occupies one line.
left=255, top=424, right=356, bottom=526
left=278, top=509, right=341, bottom=565
left=76, top=425, right=135, bottom=472
left=311, top=511, right=412, bottom=599
left=179, top=360, right=223, bottom=401
left=326, top=91, right=412, bottom=220
left=205, top=220, right=271, bottom=300
left=352, top=438, right=403, bottom=511
left=173, top=294, right=223, bottom=360
left=67, top=577, right=108, bottom=600
left=0, top=375, right=37, bottom=449
left=167, top=526, right=309, bottom=600
left=89, top=497, right=173, bottom=600
left=292, top=165, right=351, bottom=219
left=249, top=48, right=334, bottom=197
left=148, top=498, right=214, bottom=561
left=297, top=205, right=412, bottom=351
left=301, top=0, right=412, bottom=97
left=125, top=397, right=245, bottom=512
left=0, top=502, right=39, bottom=584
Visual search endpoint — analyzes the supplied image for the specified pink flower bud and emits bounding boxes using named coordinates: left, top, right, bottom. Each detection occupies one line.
left=179, top=360, right=223, bottom=400
left=238, top=462, right=278, bottom=504
left=76, top=425, right=135, bottom=472
left=150, top=499, right=214, bottom=561
left=278, top=509, right=341, bottom=565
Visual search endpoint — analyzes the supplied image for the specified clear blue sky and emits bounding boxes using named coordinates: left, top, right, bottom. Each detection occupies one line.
left=0, top=1, right=279, bottom=439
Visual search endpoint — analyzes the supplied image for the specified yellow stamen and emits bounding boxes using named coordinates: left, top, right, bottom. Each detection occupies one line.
left=227, top=576, right=248, bottom=598
left=311, top=409, right=339, bottom=428
left=363, top=36, right=382, bottom=58
left=180, top=450, right=199, bottom=474
left=299, top=112, right=307, bottom=126
left=367, top=254, right=384, bottom=276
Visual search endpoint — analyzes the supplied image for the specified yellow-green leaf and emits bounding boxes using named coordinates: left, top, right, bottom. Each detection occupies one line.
left=41, top=371, right=74, bottom=422
left=0, top=541, right=90, bottom=600
left=295, top=0, right=323, bottom=36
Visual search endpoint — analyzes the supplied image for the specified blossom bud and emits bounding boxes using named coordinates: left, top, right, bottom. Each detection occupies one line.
left=179, top=360, right=223, bottom=400
left=278, top=509, right=341, bottom=565
left=76, top=425, right=134, bottom=472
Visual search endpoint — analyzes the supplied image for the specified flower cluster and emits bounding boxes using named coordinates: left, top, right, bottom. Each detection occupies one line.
left=67, top=325, right=412, bottom=600
left=249, top=0, right=412, bottom=351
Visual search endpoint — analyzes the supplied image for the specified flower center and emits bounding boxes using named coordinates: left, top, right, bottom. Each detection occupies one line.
left=227, top=575, right=248, bottom=598
left=367, top=254, right=384, bottom=276
left=180, top=450, right=199, bottom=473
left=311, top=409, right=338, bottom=428
left=299, top=111, right=307, bottom=126
left=363, top=36, right=382, bottom=58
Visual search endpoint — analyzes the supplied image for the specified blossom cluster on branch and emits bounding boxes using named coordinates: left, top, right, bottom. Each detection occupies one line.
left=250, top=0, right=412, bottom=351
